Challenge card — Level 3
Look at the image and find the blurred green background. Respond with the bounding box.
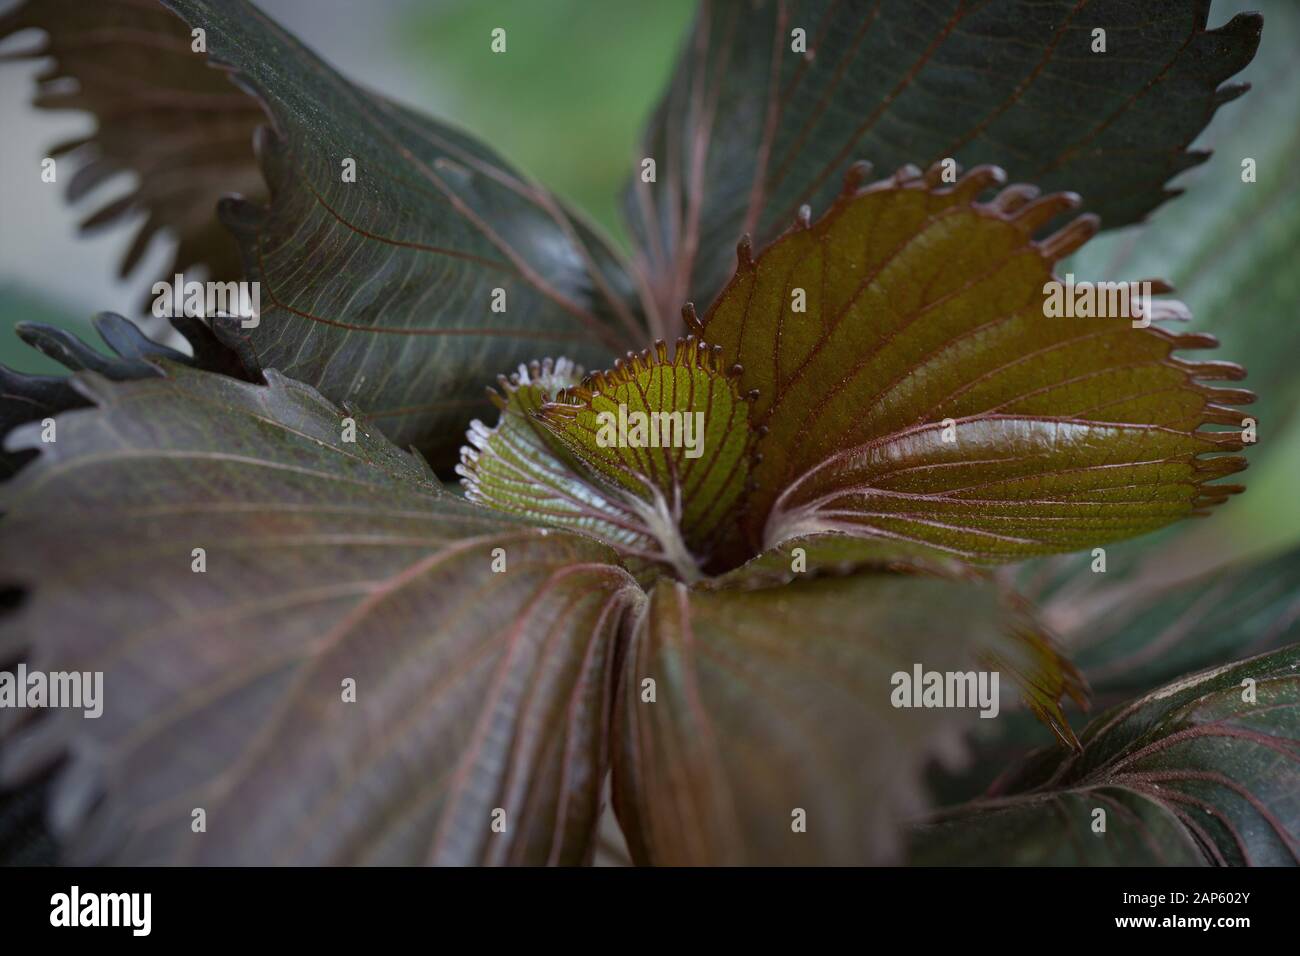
[398,0,696,245]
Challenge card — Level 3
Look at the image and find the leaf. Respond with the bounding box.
[936,545,1300,805]
[458,357,656,557]
[533,338,759,578]
[1065,0,1300,442]
[610,571,1081,865]
[1007,4,1300,678]
[698,163,1250,563]
[153,0,645,467]
[2,0,647,467]
[909,644,1300,865]
[1062,545,1300,701]
[705,538,1090,745]
[0,365,77,481]
[0,0,266,293]
[0,364,640,864]
[459,349,742,583]
[625,0,1261,324]
[0,311,250,480]
[461,340,759,581]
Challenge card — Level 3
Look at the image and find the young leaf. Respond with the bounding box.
[699,163,1250,563]
[610,572,1080,865]
[909,644,1300,865]
[626,0,1261,322]
[534,338,760,579]
[0,365,640,864]
[458,357,667,578]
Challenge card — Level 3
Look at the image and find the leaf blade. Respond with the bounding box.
[610,570,1079,864]
[627,0,1261,321]
[4,0,648,467]
[168,0,645,464]
[0,0,266,291]
[0,364,639,865]
[910,644,1300,865]
[698,164,1250,562]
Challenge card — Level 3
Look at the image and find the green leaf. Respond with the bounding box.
[0,0,266,292]
[610,571,1080,865]
[460,347,755,583]
[0,364,639,864]
[626,0,1261,324]
[909,644,1300,865]
[533,338,759,578]
[461,340,760,581]
[698,163,1250,563]
[458,357,657,560]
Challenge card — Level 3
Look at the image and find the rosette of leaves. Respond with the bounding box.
[0,0,1295,866]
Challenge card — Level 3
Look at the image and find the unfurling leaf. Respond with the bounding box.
[0,365,639,864]
[699,163,1251,564]
[463,343,760,582]
[536,338,759,579]
[458,357,666,572]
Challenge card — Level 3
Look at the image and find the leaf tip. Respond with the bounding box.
[681,301,703,333]
[841,159,874,194]
[736,234,755,270]
[890,163,924,185]
[1038,213,1100,258]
